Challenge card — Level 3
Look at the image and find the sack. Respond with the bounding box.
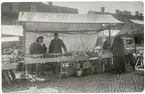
[95,65,103,74]
[125,64,134,73]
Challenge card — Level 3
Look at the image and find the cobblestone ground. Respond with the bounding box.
[2,71,144,93]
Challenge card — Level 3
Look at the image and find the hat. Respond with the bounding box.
[38,36,44,39]
[54,33,58,36]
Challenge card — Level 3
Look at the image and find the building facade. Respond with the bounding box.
[1,2,78,48]
[1,2,79,25]
[88,7,143,22]
[88,7,144,45]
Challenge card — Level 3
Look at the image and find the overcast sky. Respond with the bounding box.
[52,2,143,15]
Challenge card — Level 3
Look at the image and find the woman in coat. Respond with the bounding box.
[111,36,125,74]
[29,36,47,75]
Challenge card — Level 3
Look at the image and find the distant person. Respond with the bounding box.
[103,37,111,50]
[102,37,111,72]
[110,36,125,74]
[29,36,47,75]
[49,33,67,53]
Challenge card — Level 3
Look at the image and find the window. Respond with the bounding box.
[30,5,36,12]
[12,4,19,13]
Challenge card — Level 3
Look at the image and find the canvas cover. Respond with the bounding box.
[117,22,143,35]
[131,20,144,25]
[18,12,122,32]
[1,25,23,36]
[2,37,19,42]
[25,32,101,54]
[18,12,123,53]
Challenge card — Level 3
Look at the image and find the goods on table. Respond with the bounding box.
[25,54,44,59]
[44,52,72,58]
[86,51,100,58]
[2,55,16,65]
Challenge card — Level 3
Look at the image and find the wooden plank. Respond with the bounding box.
[25,56,75,64]
[2,63,18,70]
[75,56,89,61]
[58,56,75,62]
[25,58,59,64]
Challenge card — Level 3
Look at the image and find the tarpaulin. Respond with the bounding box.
[1,25,23,36]
[131,20,144,25]
[117,22,143,35]
[18,12,123,32]
[25,32,99,54]
[2,37,19,42]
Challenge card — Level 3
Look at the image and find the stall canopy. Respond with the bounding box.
[18,12,123,32]
[117,20,144,35]
[18,12,123,53]
[1,25,23,48]
[131,20,144,25]
[2,37,19,42]
[2,25,23,36]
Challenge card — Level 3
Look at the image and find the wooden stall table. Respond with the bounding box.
[23,57,59,79]
[24,56,75,78]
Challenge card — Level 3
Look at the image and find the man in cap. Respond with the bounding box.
[49,33,67,74]
[49,33,67,53]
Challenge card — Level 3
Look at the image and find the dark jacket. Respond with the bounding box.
[103,40,110,50]
[49,39,67,53]
[29,42,47,54]
[110,37,124,56]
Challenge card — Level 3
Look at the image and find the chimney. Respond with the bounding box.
[139,13,143,16]
[48,2,53,6]
[115,9,120,14]
[135,11,139,16]
[101,7,105,13]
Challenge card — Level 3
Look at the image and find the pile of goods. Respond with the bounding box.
[2,54,19,70]
[44,52,72,58]
[25,54,44,59]
[75,51,88,56]
[86,51,100,58]
[2,55,15,65]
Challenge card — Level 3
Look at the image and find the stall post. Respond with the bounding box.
[22,23,26,55]
[22,22,29,77]
[108,24,111,44]
[130,23,137,54]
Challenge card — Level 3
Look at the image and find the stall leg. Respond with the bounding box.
[60,62,68,78]
[9,70,16,80]
[2,70,11,85]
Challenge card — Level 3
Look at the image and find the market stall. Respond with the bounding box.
[2,25,23,85]
[18,12,123,78]
[117,19,144,71]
